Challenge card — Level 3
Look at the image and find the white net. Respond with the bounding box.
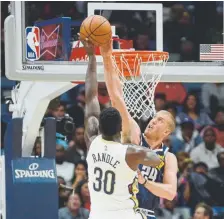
[112,51,169,120]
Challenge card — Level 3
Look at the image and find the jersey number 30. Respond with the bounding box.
[93,167,116,195]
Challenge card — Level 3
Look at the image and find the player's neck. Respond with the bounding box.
[145,137,162,149]
[102,134,121,143]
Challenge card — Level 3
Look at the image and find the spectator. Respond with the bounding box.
[208,151,224,182]
[165,102,181,127]
[176,155,192,206]
[212,107,224,147]
[179,92,213,130]
[155,199,184,219]
[32,137,41,157]
[72,160,88,189]
[171,117,203,154]
[188,163,213,211]
[190,128,224,169]
[67,85,85,127]
[207,152,224,205]
[154,93,167,112]
[66,126,87,164]
[193,203,213,219]
[201,83,224,118]
[134,32,150,50]
[176,152,190,173]
[52,102,66,119]
[75,180,90,211]
[58,176,70,209]
[56,133,75,185]
[58,193,89,219]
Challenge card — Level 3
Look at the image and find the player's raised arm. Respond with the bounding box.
[82,39,100,149]
[100,41,140,144]
[126,144,161,169]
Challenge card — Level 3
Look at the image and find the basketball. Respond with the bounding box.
[79,15,112,46]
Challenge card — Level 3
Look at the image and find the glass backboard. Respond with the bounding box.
[4,1,224,82]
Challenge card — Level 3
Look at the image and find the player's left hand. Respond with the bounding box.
[78,34,95,56]
[137,169,146,184]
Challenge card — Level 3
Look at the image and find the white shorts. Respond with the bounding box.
[88,209,145,219]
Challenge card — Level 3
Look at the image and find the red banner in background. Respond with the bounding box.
[39,24,63,60]
[69,38,133,61]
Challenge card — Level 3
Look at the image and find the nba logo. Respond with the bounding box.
[25,26,40,61]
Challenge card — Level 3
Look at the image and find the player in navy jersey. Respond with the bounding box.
[100,40,178,219]
[136,134,170,218]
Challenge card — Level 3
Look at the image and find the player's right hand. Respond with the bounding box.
[78,34,95,56]
[99,39,113,57]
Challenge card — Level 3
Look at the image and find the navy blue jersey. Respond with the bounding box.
[137,134,169,213]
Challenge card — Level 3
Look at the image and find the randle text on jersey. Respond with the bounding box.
[92,152,120,169]
[26,26,40,61]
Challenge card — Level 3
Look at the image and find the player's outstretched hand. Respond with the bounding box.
[137,169,146,184]
[100,39,113,57]
[78,34,95,56]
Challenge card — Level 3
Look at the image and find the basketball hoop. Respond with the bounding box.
[112,51,169,120]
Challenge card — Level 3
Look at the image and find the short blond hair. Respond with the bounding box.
[157,110,176,134]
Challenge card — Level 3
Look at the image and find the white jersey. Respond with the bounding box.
[87,135,139,213]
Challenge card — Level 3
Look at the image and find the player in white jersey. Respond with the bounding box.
[82,39,161,219]
[87,107,161,219]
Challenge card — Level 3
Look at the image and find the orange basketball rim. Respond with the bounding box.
[112,51,169,77]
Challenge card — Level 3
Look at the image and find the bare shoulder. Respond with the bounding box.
[85,116,99,150]
[86,116,99,134]
[165,152,177,161]
[164,152,178,171]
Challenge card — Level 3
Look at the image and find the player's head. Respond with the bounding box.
[99,107,122,138]
[144,110,175,146]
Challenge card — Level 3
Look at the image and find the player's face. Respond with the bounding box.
[144,112,171,142]
[193,207,207,219]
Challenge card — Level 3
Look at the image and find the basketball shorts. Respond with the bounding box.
[88,209,145,219]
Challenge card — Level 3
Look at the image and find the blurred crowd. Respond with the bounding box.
[1,1,224,219]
